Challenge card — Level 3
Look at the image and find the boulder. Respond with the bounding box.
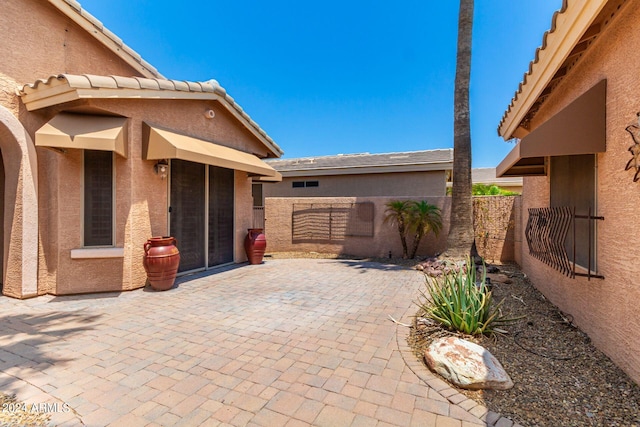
[486,272,513,284]
[424,337,513,390]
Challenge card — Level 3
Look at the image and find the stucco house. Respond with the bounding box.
[0,0,282,298]
[257,149,453,202]
[496,0,640,383]
[470,168,522,194]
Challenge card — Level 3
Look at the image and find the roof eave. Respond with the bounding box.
[498,0,608,140]
[19,75,283,158]
[277,162,453,177]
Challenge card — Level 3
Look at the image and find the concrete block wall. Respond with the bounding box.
[264,196,521,262]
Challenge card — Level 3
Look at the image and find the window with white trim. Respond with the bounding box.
[83,150,114,247]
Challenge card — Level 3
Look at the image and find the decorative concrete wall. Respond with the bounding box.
[265,197,450,259]
[264,196,521,263]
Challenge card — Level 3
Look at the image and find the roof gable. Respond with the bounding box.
[47,0,162,78]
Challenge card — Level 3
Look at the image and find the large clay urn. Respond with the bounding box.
[244,228,266,265]
[143,236,180,291]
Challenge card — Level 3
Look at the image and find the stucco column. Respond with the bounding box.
[0,106,38,298]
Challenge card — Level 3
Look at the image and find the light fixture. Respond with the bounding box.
[154,159,169,179]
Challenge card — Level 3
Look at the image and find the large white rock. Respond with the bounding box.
[424,337,513,390]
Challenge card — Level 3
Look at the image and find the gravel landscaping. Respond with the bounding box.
[0,393,50,427]
[408,262,640,427]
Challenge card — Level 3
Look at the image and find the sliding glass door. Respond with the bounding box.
[208,166,234,266]
[170,160,234,273]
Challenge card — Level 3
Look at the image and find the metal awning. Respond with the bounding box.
[143,124,281,179]
[497,80,606,177]
[35,113,128,157]
[252,171,283,183]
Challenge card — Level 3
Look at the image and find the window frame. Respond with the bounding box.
[292,180,319,188]
[82,150,116,248]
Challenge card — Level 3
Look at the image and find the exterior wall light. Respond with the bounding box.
[154,159,169,179]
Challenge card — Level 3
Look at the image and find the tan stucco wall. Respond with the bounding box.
[30,97,268,295]
[235,171,252,263]
[1,0,145,297]
[515,2,640,384]
[264,171,447,198]
[1,0,141,88]
[265,197,450,258]
[1,0,143,120]
[1,0,272,296]
[0,107,39,298]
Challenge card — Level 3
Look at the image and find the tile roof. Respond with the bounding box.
[497,1,626,139]
[497,0,569,137]
[265,149,453,173]
[49,0,162,78]
[19,74,283,157]
[20,74,224,95]
[471,168,522,186]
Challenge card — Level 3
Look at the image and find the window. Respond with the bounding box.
[251,183,263,207]
[83,150,114,247]
[550,154,596,269]
[292,181,319,188]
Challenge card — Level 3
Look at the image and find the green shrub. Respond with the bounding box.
[472,183,519,196]
[417,259,516,335]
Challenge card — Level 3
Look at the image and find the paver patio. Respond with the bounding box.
[0,259,497,426]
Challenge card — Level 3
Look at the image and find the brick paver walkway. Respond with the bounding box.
[0,259,506,426]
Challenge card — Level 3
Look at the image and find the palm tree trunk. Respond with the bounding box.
[446,0,475,258]
[398,221,409,259]
[409,231,423,259]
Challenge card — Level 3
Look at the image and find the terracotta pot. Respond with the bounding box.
[143,236,180,291]
[244,228,266,265]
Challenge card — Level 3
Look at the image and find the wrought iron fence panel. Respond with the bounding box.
[525,206,603,280]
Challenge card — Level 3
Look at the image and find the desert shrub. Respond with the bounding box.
[417,259,515,335]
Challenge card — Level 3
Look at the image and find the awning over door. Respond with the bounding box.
[35,113,128,157]
[497,80,606,177]
[143,124,281,180]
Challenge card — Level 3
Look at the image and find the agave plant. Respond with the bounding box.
[417,258,518,335]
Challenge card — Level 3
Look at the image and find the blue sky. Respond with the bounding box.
[78,1,560,167]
